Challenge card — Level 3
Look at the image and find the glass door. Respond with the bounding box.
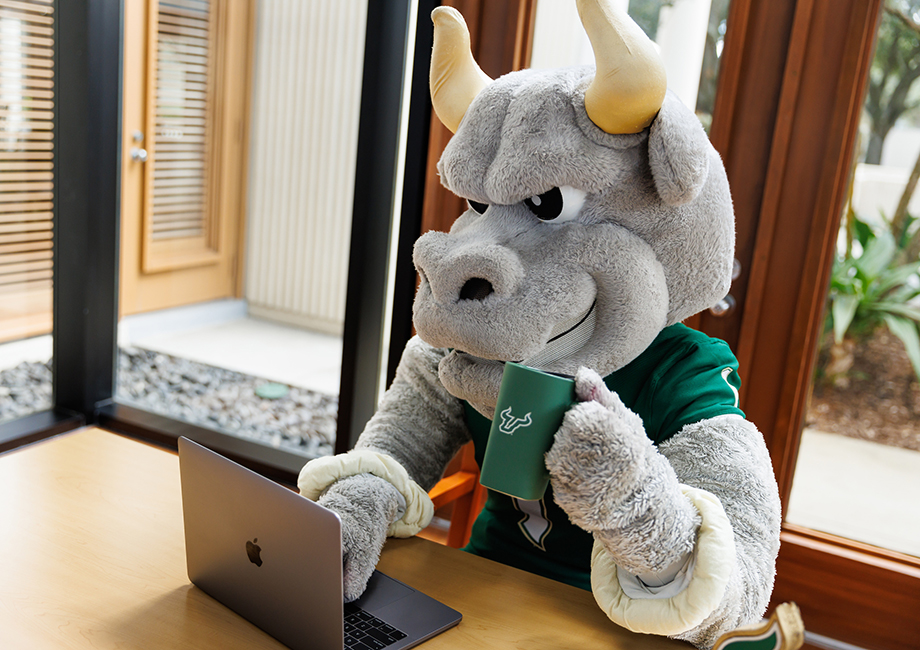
[786,1,920,559]
[115,0,370,461]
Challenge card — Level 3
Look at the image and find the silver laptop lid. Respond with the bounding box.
[179,436,344,650]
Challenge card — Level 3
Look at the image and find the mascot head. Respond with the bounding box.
[412,0,735,416]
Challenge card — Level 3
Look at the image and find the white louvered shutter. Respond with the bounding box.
[0,0,53,342]
[142,0,217,271]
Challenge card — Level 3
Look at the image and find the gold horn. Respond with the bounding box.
[577,0,667,134]
[430,6,492,134]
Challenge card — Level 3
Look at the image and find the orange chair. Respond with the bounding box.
[427,442,488,548]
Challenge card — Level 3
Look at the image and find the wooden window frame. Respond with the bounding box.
[699,1,920,648]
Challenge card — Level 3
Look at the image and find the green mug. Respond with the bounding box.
[479,363,575,501]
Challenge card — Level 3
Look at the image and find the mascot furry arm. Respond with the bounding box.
[298,2,781,648]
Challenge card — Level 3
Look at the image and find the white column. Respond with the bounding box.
[655,0,713,111]
[530,0,595,70]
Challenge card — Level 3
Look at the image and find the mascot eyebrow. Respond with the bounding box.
[298,2,785,649]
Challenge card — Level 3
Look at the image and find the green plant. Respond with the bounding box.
[826,212,920,382]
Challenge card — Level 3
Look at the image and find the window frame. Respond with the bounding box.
[9,0,917,647]
[53,0,121,424]
[0,0,432,481]
[699,1,920,648]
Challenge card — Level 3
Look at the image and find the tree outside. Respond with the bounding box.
[695,0,730,132]
[864,0,920,165]
[809,0,920,452]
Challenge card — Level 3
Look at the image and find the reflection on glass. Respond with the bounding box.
[789,1,920,557]
[530,0,731,134]
[0,1,55,424]
[115,0,369,458]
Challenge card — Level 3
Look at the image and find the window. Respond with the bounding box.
[0,0,54,431]
[706,0,919,647]
[5,0,437,485]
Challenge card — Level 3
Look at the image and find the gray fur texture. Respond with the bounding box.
[306,60,779,649]
[660,415,782,648]
[545,368,701,575]
[317,473,402,601]
[414,71,734,423]
[356,336,471,490]
[323,337,471,602]
[433,69,734,330]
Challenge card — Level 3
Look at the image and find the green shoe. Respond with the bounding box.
[712,603,804,650]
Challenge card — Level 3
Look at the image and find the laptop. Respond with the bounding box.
[178,437,462,650]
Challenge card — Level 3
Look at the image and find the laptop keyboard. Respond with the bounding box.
[344,603,408,650]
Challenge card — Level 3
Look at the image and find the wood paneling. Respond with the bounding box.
[420,0,536,236]
[120,0,254,316]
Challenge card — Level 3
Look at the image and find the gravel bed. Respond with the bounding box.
[1,347,337,458]
[0,359,52,423]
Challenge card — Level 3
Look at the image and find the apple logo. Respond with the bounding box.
[246,538,263,567]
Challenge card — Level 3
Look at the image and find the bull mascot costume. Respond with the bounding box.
[299,2,785,646]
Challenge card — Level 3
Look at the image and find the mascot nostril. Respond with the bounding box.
[459,277,494,302]
[299,2,783,648]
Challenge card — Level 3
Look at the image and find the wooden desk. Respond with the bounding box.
[0,428,686,649]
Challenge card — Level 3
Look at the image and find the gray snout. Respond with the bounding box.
[413,231,524,304]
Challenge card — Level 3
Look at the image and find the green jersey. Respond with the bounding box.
[462,323,745,590]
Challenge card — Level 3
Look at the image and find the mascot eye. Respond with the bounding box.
[468,199,489,214]
[523,186,587,223]
[524,188,563,220]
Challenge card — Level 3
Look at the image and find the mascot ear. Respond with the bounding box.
[647,93,712,207]
[574,0,708,205]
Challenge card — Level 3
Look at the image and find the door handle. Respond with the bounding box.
[709,294,736,317]
[130,147,148,163]
[709,259,741,317]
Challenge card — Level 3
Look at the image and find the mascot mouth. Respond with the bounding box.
[454,300,596,370]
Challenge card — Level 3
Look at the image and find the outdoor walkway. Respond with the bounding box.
[117,299,342,396]
[787,428,920,557]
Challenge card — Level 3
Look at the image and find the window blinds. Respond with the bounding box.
[0,0,53,341]
[151,0,213,241]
